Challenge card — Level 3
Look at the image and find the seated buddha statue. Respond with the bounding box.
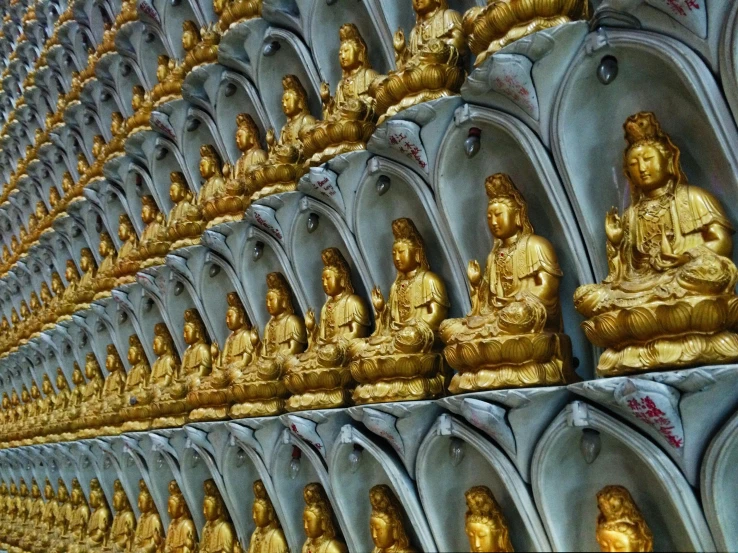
[95,344,128,431]
[596,486,653,553]
[464,486,513,553]
[18,479,44,551]
[246,75,316,203]
[248,480,288,553]
[112,214,141,286]
[74,247,99,310]
[76,352,105,435]
[349,218,449,404]
[57,259,82,321]
[301,24,379,167]
[369,0,467,123]
[151,54,183,105]
[284,248,370,411]
[150,309,211,427]
[368,485,416,553]
[33,199,51,238]
[35,374,56,432]
[167,171,206,250]
[122,334,151,408]
[440,174,575,392]
[197,144,231,228]
[65,479,90,553]
[49,186,63,218]
[53,479,72,551]
[182,21,220,74]
[229,272,307,418]
[124,323,180,429]
[104,112,128,163]
[189,292,258,421]
[163,480,197,553]
[27,291,43,337]
[128,85,153,134]
[199,479,237,553]
[214,0,261,30]
[132,479,164,553]
[37,479,60,552]
[105,480,135,553]
[137,195,170,268]
[93,231,118,300]
[574,112,738,376]
[302,483,347,553]
[46,272,67,328]
[49,368,73,436]
[84,478,112,551]
[463,0,589,67]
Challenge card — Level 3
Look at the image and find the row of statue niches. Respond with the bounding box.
[0,474,652,552]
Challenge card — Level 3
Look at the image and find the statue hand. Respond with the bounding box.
[467,260,482,287]
[320,82,331,103]
[266,128,276,149]
[393,28,406,53]
[305,309,316,333]
[371,286,385,313]
[605,207,623,245]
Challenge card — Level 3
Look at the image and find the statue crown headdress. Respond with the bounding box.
[392,217,424,246]
[226,291,245,311]
[106,343,119,355]
[253,480,267,500]
[236,112,260,138]
[154,322,170,337]
[113,480,124,493]
[184,308,206,334]
[200,144,221,164]
[624,112,665,146]
[282,74,309,105]
[266,272,292,298]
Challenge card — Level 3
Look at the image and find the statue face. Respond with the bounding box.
[226,306,242,332]
[65,263,76,282]
[253,501,269,528]
[106,351,119,372]
[90,490,100,508]
[56,374,65,389]
[119,222,129,241]
[266,290,284,317]
[58,487,68,502]
[73,368,85,385]
[142,202,153,224]
[80,254,90,272]
[199,156,213,179]
[487,202,519,241]
[170,179,183,202]
[127,344,140,365]
[282,90,299,117]
[370,516,394,549]
[139,491,152,513]
[322,268,343,297]
[627,144,670,193]
[153,335,168,356]
[466,521,497,553]
[43,379,52,394]
[45,484,53,499]
[303,510,323,539]
[182,28,197,51]
[203,496,218,521]
[392,241,420,273]
[597,528,635,553]
[236,126,254,151]
[168,494,181,518]
[413,0,437,16]
[86,360,98,378]
[71,489,81,505]
[113,491,124,511]
[339,40,359,71]
[184,322,198,345]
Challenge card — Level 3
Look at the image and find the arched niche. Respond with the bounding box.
[137,133,189,213]
[113,283,166,367]
[532,401,715,551]
[93,438,144,519]
[213,70,269,164]
[91,181,129,249]
[352,156,468,318]
[417,413,550,551]
[254,28,322,130]
[305,0,392,86]
[173,436,214,535]
[96,53,144,118]
[329,424,436,552]
[37,142,71,193]
[80,82,121,143]
[434,104,595,376]
[701,409,738,552]
[551,28,738,280]
[174,106,228,192]
[286,195,373,323]
[153,0,200,60]
[720,0,738,126]
[116,20,168,90]
[91,299,138,370]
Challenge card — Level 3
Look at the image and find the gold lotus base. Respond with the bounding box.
[205,212,242,229]
[474,16,572,66]
[380,89,459,124]
[170,236,201,251]
[301,119,375,168]
[350,352,446,404]
[249,181,297,204]
[229,399,285,418]
[352,374,445,405]
[189,405,230,422]
[152,414,188,429]
[121,419,152,432]
[285,388,352,412]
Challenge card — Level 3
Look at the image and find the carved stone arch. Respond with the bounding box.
[116,21,169,90]
[171,432,211,535]
[112,286,161,367]
[71,0,108,44]
[720,0,738,126]
[96,438,144,519]
[153,0,200,61]
[96,53,144,118]
[551,28,738,280]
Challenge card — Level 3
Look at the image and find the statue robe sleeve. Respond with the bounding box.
[679,184,735,234]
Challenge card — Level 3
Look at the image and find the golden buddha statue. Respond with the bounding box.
[132,479,165,553]
[105,112,128,162]
[57,259,82,321]
[113,214,141,286]
[18,479,44,551]
[51,480,71,549]
[229,272,307,418]
[84,478,112,551]
[349,218,449,404]
[368,485,415,553]
[199,479,237,553]
[463,486,513,553]
[440,174,575,391]
[96,344,128,431]
[151,54,179,105]
[595,486,653,553]
[198,144,234,228]
[66,479,90,553]
[247,480,288,553]
[189,292,258,421]
[574,112,738,376]
[77,352,105,434]
[246,75,315,203]
[49,186,62,217]
[370,0,467,122]
[215,0,261,30]
[36,374,57,432]
[124,323,180,429]
[138,195,170,268]
[163,480,197,553]
[106,480,136,553]
[94,231,118,300]
[38,479,60,552]
[464,0,589,66]
[284,248,370,411]
[301,483,347,553]
[123,334,151,406]
[182,21,220,73]
[233,112,268,198]
[301,24,378,167]
[75,247,99,310]
[49,368,73,435]
[128,84,153,134]
[168,171,206,250]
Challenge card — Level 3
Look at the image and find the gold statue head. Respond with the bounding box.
[111,111,125,135]
[252,480,279,529]
[113,480,130,513]
[338,23,370,72]
[412,0,447,18]
[70,478,85,506]
[62,171,74,192]
[623,112,684,199]
[77,152,89,174]
[464,486,513,553]
[266,272,295,317]
[167,480,191,519]
[182,20,200,51]
[485,173,534,242]
[57,479,69,502]
[92,134,105,157]
[35,199,48,219]
[106,343,123,372]
[65,259,80,283]
[282,75,310,118]
[42,373,53,395]
[19,478,28,495]
[596,486,653,553]
[153,323,176,357]
[226,292,248,332]
[132,85,145,110]
[51,271,65,294]
[321,247,353,297]
[1,393,8,410]
[30,380,41,399]
[30,291,42,311]
[20,300,30,319]
[85,352,102,379]
[184,308,207,346]
[203,479,229,522]
[20,384,30,403]
[31,478,41,498]
[138,479,154,513]
[236,113,260,152]
[369,485,413,552]
[141,195,160,225]
[118,214,134,242]
[44,479,54,500]
[56,367,69,390]
[89,478,107,509]
[199,144,222,179]
[169,171,189,202]
[128,334,144,365]
[80,247,96,273]
[392,217,429,274]
[49,186,61,207]
[156,54,170,83]
[303,483,338,541]
[99,231,114,258]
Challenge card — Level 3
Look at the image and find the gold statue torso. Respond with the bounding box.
[164,516,197,553]
[200,519,236,552]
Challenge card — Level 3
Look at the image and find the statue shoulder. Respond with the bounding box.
[342,293,370,326]
[420,270,450,307]
[520,234,563,277]
[681,184,734,232]
[286,314,308,341]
